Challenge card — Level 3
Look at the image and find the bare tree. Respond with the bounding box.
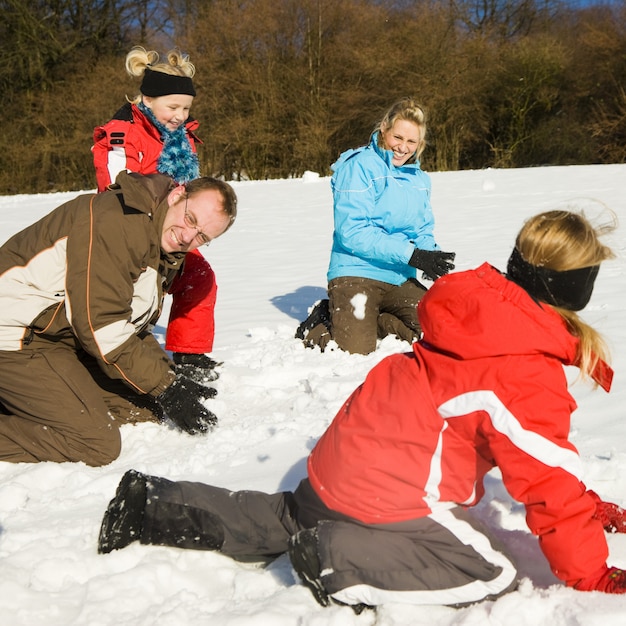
[1,0,625,192]
[447,0,557,38]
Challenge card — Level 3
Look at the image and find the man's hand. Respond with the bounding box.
[157,373,217,434]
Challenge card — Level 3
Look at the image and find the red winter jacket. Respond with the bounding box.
[92,103,201,193]
[92,103,215,353]
[308,262,612,583]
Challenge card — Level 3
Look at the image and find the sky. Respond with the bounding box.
[1,163,626,625]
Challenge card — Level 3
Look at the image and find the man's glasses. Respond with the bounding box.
[183,197,211,246]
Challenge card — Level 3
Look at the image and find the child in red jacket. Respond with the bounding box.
[93,46,221,385]
[97,210,626,609]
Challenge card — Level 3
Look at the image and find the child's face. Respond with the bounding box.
[143,94,194,131]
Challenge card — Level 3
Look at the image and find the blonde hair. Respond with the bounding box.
[376,97,427,162]
[515,209,616,379]
[125,46,196,104]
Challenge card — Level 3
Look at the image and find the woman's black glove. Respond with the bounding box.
[409,248,456,281]
[157,373,217,435]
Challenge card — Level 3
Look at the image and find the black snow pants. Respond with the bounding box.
[139,476,518,607]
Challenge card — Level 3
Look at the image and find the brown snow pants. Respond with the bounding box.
[137,476,518,608]
[307,276,426,354]
[0,342,161,466]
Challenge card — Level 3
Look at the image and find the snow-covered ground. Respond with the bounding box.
[1,164,626,625]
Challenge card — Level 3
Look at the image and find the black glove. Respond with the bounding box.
[408,248,456,281]
[157,373,218,435]
[173,352,222,384]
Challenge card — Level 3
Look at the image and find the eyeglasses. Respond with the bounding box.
[183,197,212,247]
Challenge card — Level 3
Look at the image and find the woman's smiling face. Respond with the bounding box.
[381,119,422,166]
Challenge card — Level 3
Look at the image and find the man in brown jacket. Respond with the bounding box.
[0,172,236,466]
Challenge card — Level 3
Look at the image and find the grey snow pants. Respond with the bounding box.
[139,476,519,607]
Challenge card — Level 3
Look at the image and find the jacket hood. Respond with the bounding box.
[418,263,579,366]
[110,171,185,265]
[111,171,175,216]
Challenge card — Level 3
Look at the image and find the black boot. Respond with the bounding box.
[98,470,148,554]
[295,299,331,340]
[172,352,222,384]
[288,528,331,607]
[289,528,375,615]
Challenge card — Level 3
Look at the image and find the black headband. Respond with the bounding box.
[140,67,196,97]
[506,247,599,311]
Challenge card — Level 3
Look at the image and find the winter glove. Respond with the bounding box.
[408,249,456,281]
[570,564,626,594]
[588,490,626,533]
[173,352,222,384]
[157,373,218,435]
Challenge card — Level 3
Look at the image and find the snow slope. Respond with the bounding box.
[1,164,626,625]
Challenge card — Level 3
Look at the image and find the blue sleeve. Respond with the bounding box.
[331,157,417,267]
[410,172,438,252]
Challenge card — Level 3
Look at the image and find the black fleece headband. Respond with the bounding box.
[140,68,196,97]
[506,247,599,311]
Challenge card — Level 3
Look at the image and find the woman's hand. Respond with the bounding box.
[409,249,456,281]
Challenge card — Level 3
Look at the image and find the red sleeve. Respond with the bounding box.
[165,249,217,354]
[92,119,142,192]
[484,367,609,582]
[524,476,607,582]
[92,125,114,192]
[92,119,130,192]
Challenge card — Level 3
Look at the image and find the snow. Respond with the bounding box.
[1,163,626,624]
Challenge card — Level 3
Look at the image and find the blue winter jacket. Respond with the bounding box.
[327,132,438,286]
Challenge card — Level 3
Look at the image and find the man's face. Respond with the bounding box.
[161,187,231,253]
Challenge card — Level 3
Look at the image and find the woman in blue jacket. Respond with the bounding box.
[297,98,455,354]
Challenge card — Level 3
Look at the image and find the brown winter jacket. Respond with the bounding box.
[0,172,184,397]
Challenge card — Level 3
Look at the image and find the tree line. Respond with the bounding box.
[0,0,624,194]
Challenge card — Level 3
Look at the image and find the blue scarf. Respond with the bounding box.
[138,101,200,184]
